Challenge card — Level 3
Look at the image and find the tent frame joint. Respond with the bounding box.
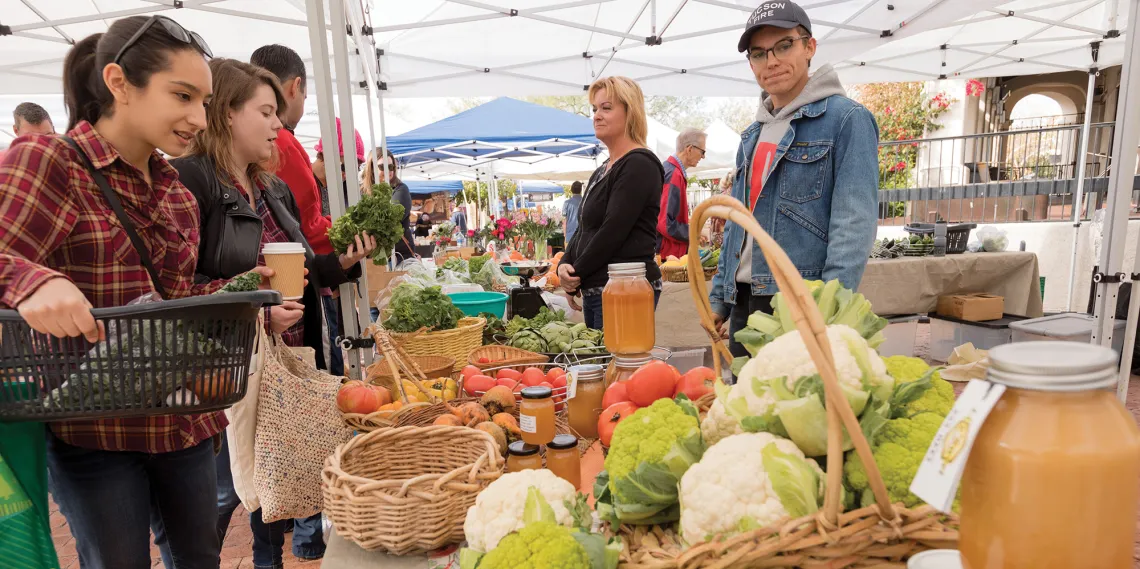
[0,24,10,36]
[880,29,892,38]
[645,35,662,45]
[173,0,183,8]
[1104,29,1121,38]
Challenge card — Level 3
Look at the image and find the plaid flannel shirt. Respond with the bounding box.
[0,121,227,453]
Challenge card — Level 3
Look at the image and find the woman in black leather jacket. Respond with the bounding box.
[168,58,374,568]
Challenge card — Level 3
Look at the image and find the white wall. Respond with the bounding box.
[877,219,1140,314]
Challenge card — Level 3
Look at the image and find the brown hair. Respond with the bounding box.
[63,16,203,131]
[587,76,648,147]
[361,147,398,190]
[187,58,286,188]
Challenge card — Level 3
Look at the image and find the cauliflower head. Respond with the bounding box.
[843,412,945,509]
[463,469,577,552]
[700,375,780,445]
[477,521,590,569]
[679,433,824,545]
[746,325,892,397]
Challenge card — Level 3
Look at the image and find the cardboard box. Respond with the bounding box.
[936,293,1004,322]
[365,264,407,308]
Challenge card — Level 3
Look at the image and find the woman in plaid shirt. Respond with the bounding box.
[168,59,374,569]
[0,16,223,569]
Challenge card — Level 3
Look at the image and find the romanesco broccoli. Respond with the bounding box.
[477,521,590,569]
[606,398,701,484]
[884,356,954,418]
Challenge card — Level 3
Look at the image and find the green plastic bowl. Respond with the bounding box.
[447,291,508,319]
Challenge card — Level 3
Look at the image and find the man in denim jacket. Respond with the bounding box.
[710,1,879,360]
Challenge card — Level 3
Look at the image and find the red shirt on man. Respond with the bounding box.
[274,128,333,255]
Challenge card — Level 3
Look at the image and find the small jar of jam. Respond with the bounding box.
[567,365,606,439]
[519,386,555,445]
[545,435,581,489]
[605,353,652,387]
[505,441,542,473]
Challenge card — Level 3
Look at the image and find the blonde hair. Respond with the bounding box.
[588,76,647,148]
[361,147,398,190]
[187,58,286,189]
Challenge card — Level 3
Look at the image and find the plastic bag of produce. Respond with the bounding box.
[976,226,1008,252]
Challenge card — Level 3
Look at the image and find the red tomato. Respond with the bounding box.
[598,402,639,447]
[521,367,547,387]
[496,368,522,382]
[461,365,481,381]
[539,381,553,390]
[674,367,716,401]
[550,374,568,389]
[478,357,490,364]
[626,361,680,407]
[601,381,631,410]
[546,367,566,382]
[463,375,496,397]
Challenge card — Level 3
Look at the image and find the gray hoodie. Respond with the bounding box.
[736,64,848,285]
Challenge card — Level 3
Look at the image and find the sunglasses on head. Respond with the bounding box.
[113,15,212,66]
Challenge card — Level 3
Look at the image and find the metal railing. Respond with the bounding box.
[876,122,1140,225]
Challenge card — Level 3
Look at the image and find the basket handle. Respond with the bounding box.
[684,195,897,526]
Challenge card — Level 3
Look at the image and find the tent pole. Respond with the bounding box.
[1090,0,1140,401]
[364,84,380,190]
[1066,54,1099,312]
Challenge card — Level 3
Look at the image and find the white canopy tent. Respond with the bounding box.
[0,0,1137,389]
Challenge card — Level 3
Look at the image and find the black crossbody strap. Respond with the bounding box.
[62,136,168,299]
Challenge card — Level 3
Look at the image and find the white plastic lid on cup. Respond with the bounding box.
[907,550,963,569]
[262,242,306,255]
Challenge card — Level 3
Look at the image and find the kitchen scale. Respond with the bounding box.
[500,261,552,319]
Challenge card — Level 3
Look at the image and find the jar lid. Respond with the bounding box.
[570,364,605,382]
[507,441,539,456]
[906,550,962,569]
[608,262,646,277]
[614,353,652,368]
[521,386,553,399]
[987,341,1118,391]
[547,434,579,449]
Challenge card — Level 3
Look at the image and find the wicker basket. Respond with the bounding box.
[467,345,549,371]
[660,265,717,283]
[322,425,502,554]
[384,317,485,373]
[341,402,433,433]
[393,396,573,435]
[613,194,960,568]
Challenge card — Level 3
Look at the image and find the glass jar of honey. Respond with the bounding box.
[506,441,542,473]
[566,365,606,438]
[545,434,581,488]
[602,263,655,354]
[519,386,556,445]
[606,353,652,387]
[960,342,1140,569]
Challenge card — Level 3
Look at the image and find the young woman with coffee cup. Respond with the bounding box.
[170,57,375,567]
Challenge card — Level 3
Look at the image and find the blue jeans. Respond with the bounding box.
[582,290,662,331]
[47,433,221,569]
[322,294,344,376]
[156,435,326,569]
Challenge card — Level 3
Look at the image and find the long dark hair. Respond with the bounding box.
[63,16,201,131]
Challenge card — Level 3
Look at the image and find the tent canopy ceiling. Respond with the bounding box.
[405,179,464,195]
[0,0,1129,98]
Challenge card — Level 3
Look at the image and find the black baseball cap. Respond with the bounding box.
[738,1,813,53]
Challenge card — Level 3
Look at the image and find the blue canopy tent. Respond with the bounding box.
[387,98,601,172]
[404,179,463,196]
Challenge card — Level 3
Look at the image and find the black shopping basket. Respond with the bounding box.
[0,291,280,421]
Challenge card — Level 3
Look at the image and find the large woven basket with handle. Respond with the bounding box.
[616,195,959,568]
[382,317,485,373]
[321,425,502,554]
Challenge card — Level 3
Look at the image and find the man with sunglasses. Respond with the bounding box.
[657,128,707,259]
[709,1,879,364]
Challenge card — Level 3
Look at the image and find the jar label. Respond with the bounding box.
[520,413,537,433]
[910,379,1006,513]
[567,370,579,400]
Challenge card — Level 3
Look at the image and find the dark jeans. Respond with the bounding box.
[322,294,344,376]
[155,435,326,569]
[47,433,221,569]
[582,290,662,331]
[727,283,775,378]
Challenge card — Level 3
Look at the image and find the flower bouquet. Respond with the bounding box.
[513,209,562,261]
[432,221,457,249]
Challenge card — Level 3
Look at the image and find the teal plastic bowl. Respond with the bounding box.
[447,291,508,319]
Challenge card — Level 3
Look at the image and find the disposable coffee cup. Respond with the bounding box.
[262,242,306,300]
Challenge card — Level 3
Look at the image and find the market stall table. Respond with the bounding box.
[653,252,1044,349]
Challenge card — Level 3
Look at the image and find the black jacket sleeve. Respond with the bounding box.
[172,157,224,287]
[570,153,661,279]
